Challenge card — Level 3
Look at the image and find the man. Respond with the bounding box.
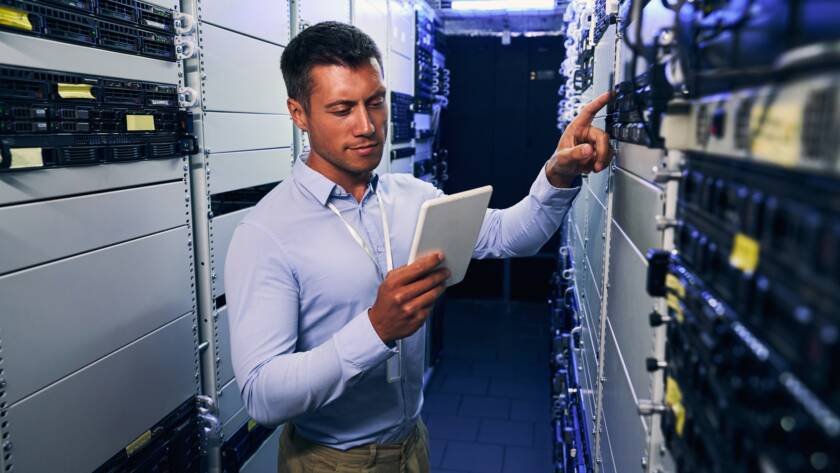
[225,22,611,473]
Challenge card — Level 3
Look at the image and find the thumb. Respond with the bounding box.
[556,143,594,163]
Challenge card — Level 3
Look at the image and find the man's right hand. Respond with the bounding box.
[369,252,450,345]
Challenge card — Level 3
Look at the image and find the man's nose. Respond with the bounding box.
[352,108,376,137]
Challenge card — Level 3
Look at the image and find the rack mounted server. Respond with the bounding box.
[0,64,194,171]
[0,0,177,60]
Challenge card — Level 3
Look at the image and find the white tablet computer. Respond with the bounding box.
[408,185,493,286]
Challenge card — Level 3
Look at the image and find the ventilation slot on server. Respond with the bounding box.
[60,146,99,164]
[138,2,172,32]
[146,92,175,107]
[210,183,279,217]
[97,20,140,53]
[97,0,136,23]
[149,141,176,159]
[102,88,142,106]
[390,91,415,144]
[0,77,48,100]
[140,30,175,60]
[39,0,95,12]
[733,98,754,151]
[802,87,839,165]
[222,421,275,472]
[35,4,98,45]
[94,398,200,473]
[108,144,143,161]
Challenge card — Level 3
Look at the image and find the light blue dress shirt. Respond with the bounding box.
[225,154,579,450]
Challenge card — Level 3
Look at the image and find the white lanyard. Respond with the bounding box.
[327,193,402,383]
[327,194,393,275]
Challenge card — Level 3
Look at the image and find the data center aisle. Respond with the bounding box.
[423,299,552,473]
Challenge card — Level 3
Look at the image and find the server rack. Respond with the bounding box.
[385,0,415,175]
[179,0,294,471]
[555,1,677,472]
[0,0,203,471]
[558,1,840,472]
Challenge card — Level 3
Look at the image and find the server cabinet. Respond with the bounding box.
[0,1,202,468]
[555,1,676,472]
[180,1,292,470]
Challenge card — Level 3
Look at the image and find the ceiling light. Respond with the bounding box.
[450,0,556,11]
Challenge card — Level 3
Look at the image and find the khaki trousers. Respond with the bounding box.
[278,421,430,473]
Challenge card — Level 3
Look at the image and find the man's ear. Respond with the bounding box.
[287,98,308,132]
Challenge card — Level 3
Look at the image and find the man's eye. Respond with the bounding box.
[333,109,351,116]
[368,99,385,108]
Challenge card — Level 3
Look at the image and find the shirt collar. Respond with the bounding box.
[293,151,380,206]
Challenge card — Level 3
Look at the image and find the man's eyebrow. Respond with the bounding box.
[366,89,387,101]
[324,99,356,108]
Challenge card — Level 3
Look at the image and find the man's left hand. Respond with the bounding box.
[546,91,614,188]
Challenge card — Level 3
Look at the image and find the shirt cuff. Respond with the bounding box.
[531,167,581,206]
[333,309,398,373]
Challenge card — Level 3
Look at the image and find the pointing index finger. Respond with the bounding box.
[575,91,613,126]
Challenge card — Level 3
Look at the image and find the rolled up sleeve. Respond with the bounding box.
[473,166,580,259]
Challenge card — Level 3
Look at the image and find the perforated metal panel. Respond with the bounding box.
[0,159,184,206]
[202,0,291,45]
[204,113,294,153]
[209,149,292,195]
[0,182,187,275]
[298,0,351,28]
[200,24,287,114]
[0,227,194,404]
[7,313,196,473]
[216,307,235,387]
[613,168,665,257]
[218,377,246,427]
[389,47,415,95]
[0,31,180,84]
[388,0,414,59]
[240,429,282,473]
[212,207,252,297]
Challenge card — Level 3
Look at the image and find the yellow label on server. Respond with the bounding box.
[247,419,258,432]
[666,294,684,323]
[57,83,95,100]
[125,430,152,457]
[665,377,686,437]
[665,274,685,298]
[729,233,760,274]
[126,114,156,131]
[749,100,802,167]
[10,148,43,169]
[0,6,33,31]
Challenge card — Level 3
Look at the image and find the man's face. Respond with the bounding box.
[291,59,388,175]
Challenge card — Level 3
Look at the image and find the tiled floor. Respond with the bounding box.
[422,299,553,473]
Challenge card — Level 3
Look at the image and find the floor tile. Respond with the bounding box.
[430,436,447,467]
[472,360,516,379]
[502,446,552,473]
[457,395,511,419]
[510,399,549,422]
[439,376,490,396]
[489,379,546,400]
[478,419,534,447]
[427,413,480,441]
[424,392,462,415]
[442,441,504,473]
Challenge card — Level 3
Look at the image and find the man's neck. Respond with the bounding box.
[306,150,371,202]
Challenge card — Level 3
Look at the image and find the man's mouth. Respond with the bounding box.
[349,143,378,150]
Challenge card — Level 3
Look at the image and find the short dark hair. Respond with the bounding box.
[280,22,383,109]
